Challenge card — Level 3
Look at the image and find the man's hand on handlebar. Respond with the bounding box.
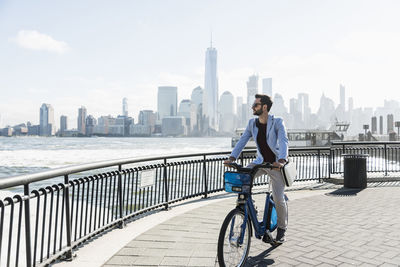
[272,161,284,170]
[223,156,236,167]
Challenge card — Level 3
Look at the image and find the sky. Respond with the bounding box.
[1,0,400,128]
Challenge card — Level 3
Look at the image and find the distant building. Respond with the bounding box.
[190,86,204,134]
[162,116,187,136]
[1,127,13,137]
[262,78,272,97]
[138,110,156,134]
[157,86,177,121]
[122,97,128,117]
[379,116,384,135]
[271,94,289,119]
[247,75,259,118]
[13,124,28,136]
[130,124,152,136]
[60,115,68,133]
[387,114,394,134]
[204,44,219,131]
[178,99,196,134]
[340,84,346,111]
[40,103,55,136]
[94,115,113,135]
[110,115,134,136]
[78,106,87,135]
[371,116,377,134]
[236,96,244,128]
[316,94,335,128]
[219,91,235,133]
[85,115,97,136]
[28,125,40,136]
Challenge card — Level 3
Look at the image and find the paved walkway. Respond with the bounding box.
[103,184,400,266]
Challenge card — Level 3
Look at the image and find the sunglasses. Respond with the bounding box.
[252,103,263,109]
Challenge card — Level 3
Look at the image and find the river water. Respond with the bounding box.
[0,136,232,179]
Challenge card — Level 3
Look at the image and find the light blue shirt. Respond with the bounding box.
[230,114,289,164]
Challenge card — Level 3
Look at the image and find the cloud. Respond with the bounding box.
[11,30,70,54]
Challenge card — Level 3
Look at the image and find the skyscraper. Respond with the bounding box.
[190,86,204,133]
[236,96,243,127]
[85,115,97,136]
[387,114,394,134]
[78,106,87,135]
[204,43,219,131]
[247,75,259,114]
[371,116,377,134]
[191,86,203,108]
[40,103,55,136]
[219,91,235,133]
[262,78,272,97]
[157,86,177,120]
[60,115,67,133]
[340,84,346,111]
[122,97,128,117]
[219,91,234,115]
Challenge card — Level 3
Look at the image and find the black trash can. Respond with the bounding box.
[343,154,368,189]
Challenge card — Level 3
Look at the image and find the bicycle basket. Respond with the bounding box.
[224,171,252,194]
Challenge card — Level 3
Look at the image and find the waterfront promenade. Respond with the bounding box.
[54,182,400,267]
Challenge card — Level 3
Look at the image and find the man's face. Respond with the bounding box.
[252,99,264,116]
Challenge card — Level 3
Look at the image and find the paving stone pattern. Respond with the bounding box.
[104,186,400,266]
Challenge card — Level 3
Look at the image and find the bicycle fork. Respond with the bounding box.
[228,206,248,247]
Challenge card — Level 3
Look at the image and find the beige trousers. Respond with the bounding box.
[248,164,288,230]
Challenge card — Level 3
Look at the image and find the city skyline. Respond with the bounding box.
[3,83,400,137]
[1,1,400,127]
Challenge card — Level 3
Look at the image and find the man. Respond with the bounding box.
[224,94,289,243]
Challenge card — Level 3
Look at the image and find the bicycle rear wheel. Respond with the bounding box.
[217,208,251,267]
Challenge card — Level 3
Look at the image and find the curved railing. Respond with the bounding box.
[0,143,399,266]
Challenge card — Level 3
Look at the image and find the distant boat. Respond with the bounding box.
[231,121,351,148]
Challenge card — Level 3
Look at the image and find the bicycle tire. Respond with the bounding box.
[217,208,251,267]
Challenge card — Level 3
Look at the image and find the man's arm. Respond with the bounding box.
[277,118,289,162]
[225,120,252,164]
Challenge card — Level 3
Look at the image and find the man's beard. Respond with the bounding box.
[253,109,263,116]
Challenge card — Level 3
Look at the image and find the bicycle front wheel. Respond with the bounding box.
[217,208,251,267]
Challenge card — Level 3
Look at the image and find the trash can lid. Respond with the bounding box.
[342,154,369,158]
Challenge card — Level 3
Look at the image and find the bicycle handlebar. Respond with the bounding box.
[225,162,274,176]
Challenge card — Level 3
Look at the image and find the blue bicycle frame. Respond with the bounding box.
[237,191,276,244]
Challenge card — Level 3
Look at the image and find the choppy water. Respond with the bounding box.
[0,136,232,179]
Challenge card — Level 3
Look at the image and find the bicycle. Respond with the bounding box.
[217,162,280,267]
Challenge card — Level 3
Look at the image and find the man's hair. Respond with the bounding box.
[255,94,273,112]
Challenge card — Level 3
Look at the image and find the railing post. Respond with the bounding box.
[24,184,32,267]
[240,152,244,166]
[117,165,125,228]
[63,175,73,261]
[163,159,169,210]
[203,155,208,198]
[328,148,332,179]
[317,149,321,183]
[384,143,388,176]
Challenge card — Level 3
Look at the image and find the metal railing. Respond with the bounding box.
[0,143,399,266]
[331,141,400,175]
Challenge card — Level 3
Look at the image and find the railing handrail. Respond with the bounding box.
[332,141,400,145]
[0,151,229,189]
[0,147,330,189]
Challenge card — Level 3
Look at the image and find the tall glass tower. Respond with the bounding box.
[204,43,218,132]
[40,103,55,136]
[157,86,177,121]
[122,97,128,117]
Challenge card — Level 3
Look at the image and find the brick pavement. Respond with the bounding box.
[104,185,400,266]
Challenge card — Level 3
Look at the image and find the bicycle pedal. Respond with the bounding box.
[262,234,273,244]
